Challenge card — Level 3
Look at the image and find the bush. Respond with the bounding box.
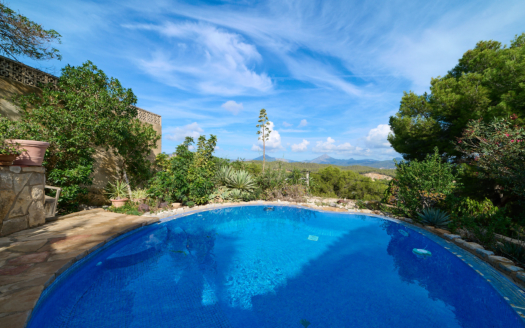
[388,148,463,217]
[266,184,307,202]
[107,202,142,216]
[147,135,217,205]
[311,166,387,200]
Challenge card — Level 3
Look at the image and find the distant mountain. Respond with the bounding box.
[308,154,399,168]
[252,155,296,163]
[251,154,400,169]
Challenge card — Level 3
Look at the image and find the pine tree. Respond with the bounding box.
[256,108,271,172]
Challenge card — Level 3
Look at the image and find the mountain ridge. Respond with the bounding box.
[251,154,401,169]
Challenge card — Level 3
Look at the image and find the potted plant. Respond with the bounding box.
[105,180,129,208]
[7,139,50,166]
[131,188,148,203]
[0,139,24,166]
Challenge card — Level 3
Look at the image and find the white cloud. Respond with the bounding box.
[165,122,203,141]
[313,137,354,153]
[291,139,310,152]
[129,22,273,96]
[298,119,308,127]
[252,121,283,152]
[282,121,292,127]
[312,137,371,156]
[365,124,392,148]
[221,100,244,115]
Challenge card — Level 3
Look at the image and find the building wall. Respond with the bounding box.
[0,56,162,206]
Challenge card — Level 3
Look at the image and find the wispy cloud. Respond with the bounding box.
[126,22,273,96]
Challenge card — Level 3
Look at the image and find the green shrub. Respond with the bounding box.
[311,166,387,200]
[148,135,217,206]
[497,239,525,267]
[417,208,451,228]
[389,148,463,217]
[107,202,141,216]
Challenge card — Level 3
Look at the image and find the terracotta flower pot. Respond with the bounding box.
[0,154,18,166]
[110,198,128,208]
[8,139,50,166]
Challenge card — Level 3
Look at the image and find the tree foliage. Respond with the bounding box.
[148,135,217,205]
[389,33,525,161]
[386,148,463,217]
[0,61,160,212]
[457,115,525,205]
[0,2,61,60]
[311,166,387,200]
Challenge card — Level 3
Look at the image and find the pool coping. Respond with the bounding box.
[15,202,525,326]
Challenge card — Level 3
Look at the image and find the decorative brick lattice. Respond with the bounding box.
[0,56,58,87]
[136,107,162,125]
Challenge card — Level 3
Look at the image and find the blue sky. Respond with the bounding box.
[12,0,525,161]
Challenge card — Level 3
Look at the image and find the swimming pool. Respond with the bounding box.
[28,206,524,327]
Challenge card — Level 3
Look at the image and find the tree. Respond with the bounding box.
[148,135,218,205]
[386,148,463,217]
[0,2,61,61]
[0,61,159,212]
[256,108,271,172]
[389,33,525,161]
[457,115,525,205]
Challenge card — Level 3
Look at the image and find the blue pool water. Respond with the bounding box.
[29,206,523,327]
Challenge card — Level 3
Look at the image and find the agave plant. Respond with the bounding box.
[105,180,129,200]
[216,166,233,186]
[226,170,256,192]
[417,208,451,228]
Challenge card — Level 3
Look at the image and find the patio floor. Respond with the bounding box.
[0,209,159,327]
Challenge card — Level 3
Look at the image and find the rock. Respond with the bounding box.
[9,166,21,173]
[516,272,525,284]
[158,202,168,209]
[1,215,28,236]
[464,242,484,251]
[498,263,523,275]
[488,255,514,265]
[444,234,461,241]
[28,201,45,227]
[138,203,150,212]
[475,249,494,259]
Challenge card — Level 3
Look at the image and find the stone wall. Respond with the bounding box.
[0,166,46,236]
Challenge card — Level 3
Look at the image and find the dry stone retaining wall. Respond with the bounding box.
[0,166,46,236]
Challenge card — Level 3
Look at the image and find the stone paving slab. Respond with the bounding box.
[0,210,158,328]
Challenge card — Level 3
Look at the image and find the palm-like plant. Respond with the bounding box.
[418,208,451,228]
[105,180,129,200]
[226,170,256,192]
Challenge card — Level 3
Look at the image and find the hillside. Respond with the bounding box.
[247,160,397,177]
[251,154,401,169]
